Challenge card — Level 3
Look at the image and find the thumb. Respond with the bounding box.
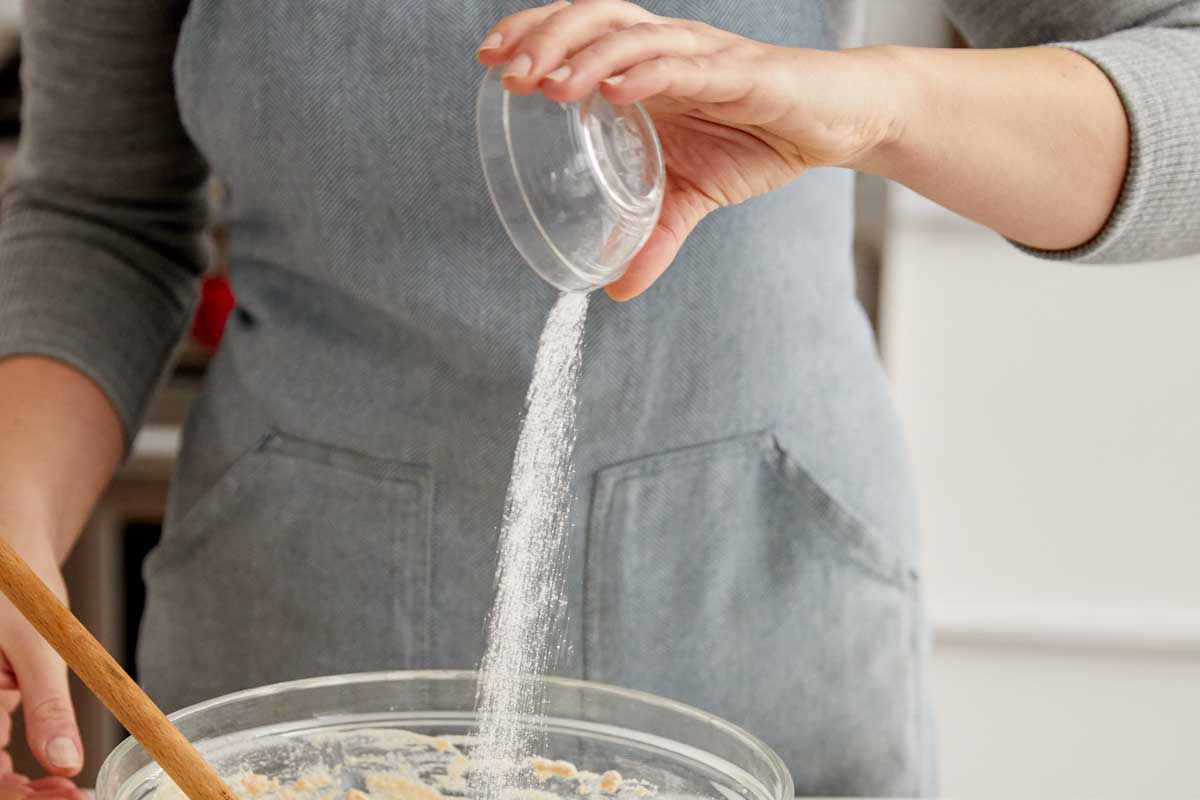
[9,638,82,777]
[605,182,713,302]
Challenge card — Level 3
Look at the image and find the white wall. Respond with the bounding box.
[880,190,1200,798]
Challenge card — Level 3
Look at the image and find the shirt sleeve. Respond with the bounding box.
[0,0,210,447]
[939,0,1200,264]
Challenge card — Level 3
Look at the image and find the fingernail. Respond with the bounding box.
[46,737,81,770]
[601,74,626,87]
[544,65,572,82]
[504,53,532,79]
[478,32,502,52]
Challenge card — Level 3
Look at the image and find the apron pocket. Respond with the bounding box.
[141,430,432,707]
[584,431,921,796]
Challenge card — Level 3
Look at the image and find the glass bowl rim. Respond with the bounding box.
[97,670,792,800]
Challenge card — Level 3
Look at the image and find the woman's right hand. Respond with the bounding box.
[0,533,83,780]
[477,0,908,300]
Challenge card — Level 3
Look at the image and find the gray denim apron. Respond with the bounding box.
[138,1,931,794]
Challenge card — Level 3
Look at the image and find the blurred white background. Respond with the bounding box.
[868,3,1200,798]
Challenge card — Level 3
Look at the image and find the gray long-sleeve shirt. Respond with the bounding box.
[0,2,1198,796]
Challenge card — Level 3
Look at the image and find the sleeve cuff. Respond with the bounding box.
[0,227,199,450]
[1016,30,1200,264]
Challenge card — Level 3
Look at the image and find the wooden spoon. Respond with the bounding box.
[0,535,237,800]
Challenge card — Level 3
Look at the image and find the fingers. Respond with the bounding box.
[0,703,10,752]
[605,182,714,301]
[477,1,569,66]
[599,54,750,107]
[478,2,749,107]
[480,0,657,93]
[539,22,710,103]
[1,657,18,762]
[21,782,87,800]
[26,779,77,794]
[5,645,81,777]
[0,666,18,754]
[1,775,87,800]
[15,780,87,800]
[31,789,89,800]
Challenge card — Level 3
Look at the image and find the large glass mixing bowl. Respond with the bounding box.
[97,672,791,800]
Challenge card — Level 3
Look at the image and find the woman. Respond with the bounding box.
[1,0,1197,795]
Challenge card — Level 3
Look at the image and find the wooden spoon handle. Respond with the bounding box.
[0,535,236,800]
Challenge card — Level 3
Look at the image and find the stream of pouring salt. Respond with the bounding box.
[474,291,590,797]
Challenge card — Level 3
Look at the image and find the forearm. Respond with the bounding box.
[856,45,1129,251]
[0,356,123,564]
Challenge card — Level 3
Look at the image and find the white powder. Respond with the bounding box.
[474,291,591,798]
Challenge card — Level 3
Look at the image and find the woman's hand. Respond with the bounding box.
[0,771,86,800]
[0,537,83,781]
[477,0,906,300]
[0,356,128,782]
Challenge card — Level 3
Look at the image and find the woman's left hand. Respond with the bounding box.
[0,771,87,800]
[477,0,906,300]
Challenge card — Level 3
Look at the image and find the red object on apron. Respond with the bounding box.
[191,274,235,349]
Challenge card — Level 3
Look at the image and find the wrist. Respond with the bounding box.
[837,45,919,175]
[0,493,69,567]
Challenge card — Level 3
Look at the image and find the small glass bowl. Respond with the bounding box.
[477,69,665,293]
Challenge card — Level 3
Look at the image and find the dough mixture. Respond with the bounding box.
[151,729,658,800]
